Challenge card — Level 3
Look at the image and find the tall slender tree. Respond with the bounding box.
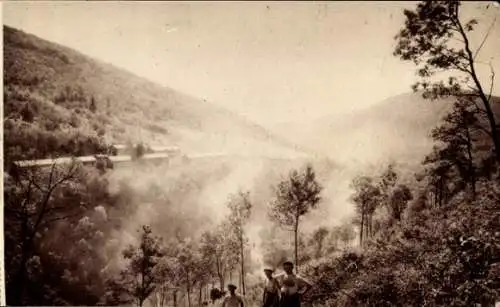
[424,97,484,200]
[269,164,322,271]
[200,227,228,290]
[227,190,252,296]
[120,225,164,307]
[389,184,413,222]
[350,175,381,246]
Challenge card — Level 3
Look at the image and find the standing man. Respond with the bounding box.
[274,261,312,307]
[222,284,244,307]
[262,267,280,307]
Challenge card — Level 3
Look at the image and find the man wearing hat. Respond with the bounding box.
[222,284,244,307]
[262,267,280,307]
[274,261,312,307]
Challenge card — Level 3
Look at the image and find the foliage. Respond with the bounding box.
[226,190,252,294]
[106,225,164,307]
[268,164,322,269]
[200,228,228,290]
[350,175,381,245]
[423,96,496,205]
[388,184,413,221]
[306,179,500,306]
[393,0,500,162]
[4,162,118,306]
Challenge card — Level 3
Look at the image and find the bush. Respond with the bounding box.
[305,180,500,307]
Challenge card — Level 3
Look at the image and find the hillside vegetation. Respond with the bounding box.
[4,25,308,163]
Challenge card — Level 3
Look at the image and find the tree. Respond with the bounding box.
[135,143,147,159]
[389,184,413,222]
[189,240,213,307]
[422,152,454,207]
[177,238,206,307]
[90,96,97,113]
[378,163,398,205]
[150,255,179,307]
[155,241,186,307]
[310,227,329,258]
[120,225,164,307]
[424,97,488,201]
[305,179,500,306]
[394,1,500,162]
[4,161,84,306]
[350,175,381,246]
[337,223,356,249]
[269,164,322,271]
[39,212,111,305]
[200,225,233,290]
[216,220,239,283]
[226,190,252,295]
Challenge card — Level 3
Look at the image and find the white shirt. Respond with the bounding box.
[274,272,311,295]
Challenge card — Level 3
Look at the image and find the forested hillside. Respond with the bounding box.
[3,25,308,163]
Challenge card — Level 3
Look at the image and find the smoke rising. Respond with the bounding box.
[100,152,355,276]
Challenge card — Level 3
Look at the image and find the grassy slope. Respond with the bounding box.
[3,25,310,162]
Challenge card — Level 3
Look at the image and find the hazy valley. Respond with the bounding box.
[4,2,500,306]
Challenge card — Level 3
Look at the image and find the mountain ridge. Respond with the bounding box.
[269,91,499,170]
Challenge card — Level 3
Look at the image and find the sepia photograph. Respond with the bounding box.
[2,1,500,306]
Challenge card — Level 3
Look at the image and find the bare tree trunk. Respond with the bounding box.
[238,271,243,296]
[433,185,437,208]
[186,271,191,307]
[368,214,373,238]
[204,284,207,302]
[465,124,476,199]
[294,216,299,273]
[365,218,370,240]
[239,230,246,295]
[161,287,167,307]
[173,290,178,307]
[198,283,203,307]
[438,178,443,207]
[216,258,224,290]
[454,11,500,164]
[359,212,364,247]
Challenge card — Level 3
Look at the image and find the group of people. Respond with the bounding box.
[210,261,312,307]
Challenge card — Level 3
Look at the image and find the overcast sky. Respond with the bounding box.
[4,1,499,128]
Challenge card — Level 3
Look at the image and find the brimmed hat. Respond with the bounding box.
[263,266,274,272]
[227,284,237,290]
[283,261,294,266]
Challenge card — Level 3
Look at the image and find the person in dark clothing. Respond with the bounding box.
[262,267,280,307]
[210,288,225,305]
[274,261,312,307]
